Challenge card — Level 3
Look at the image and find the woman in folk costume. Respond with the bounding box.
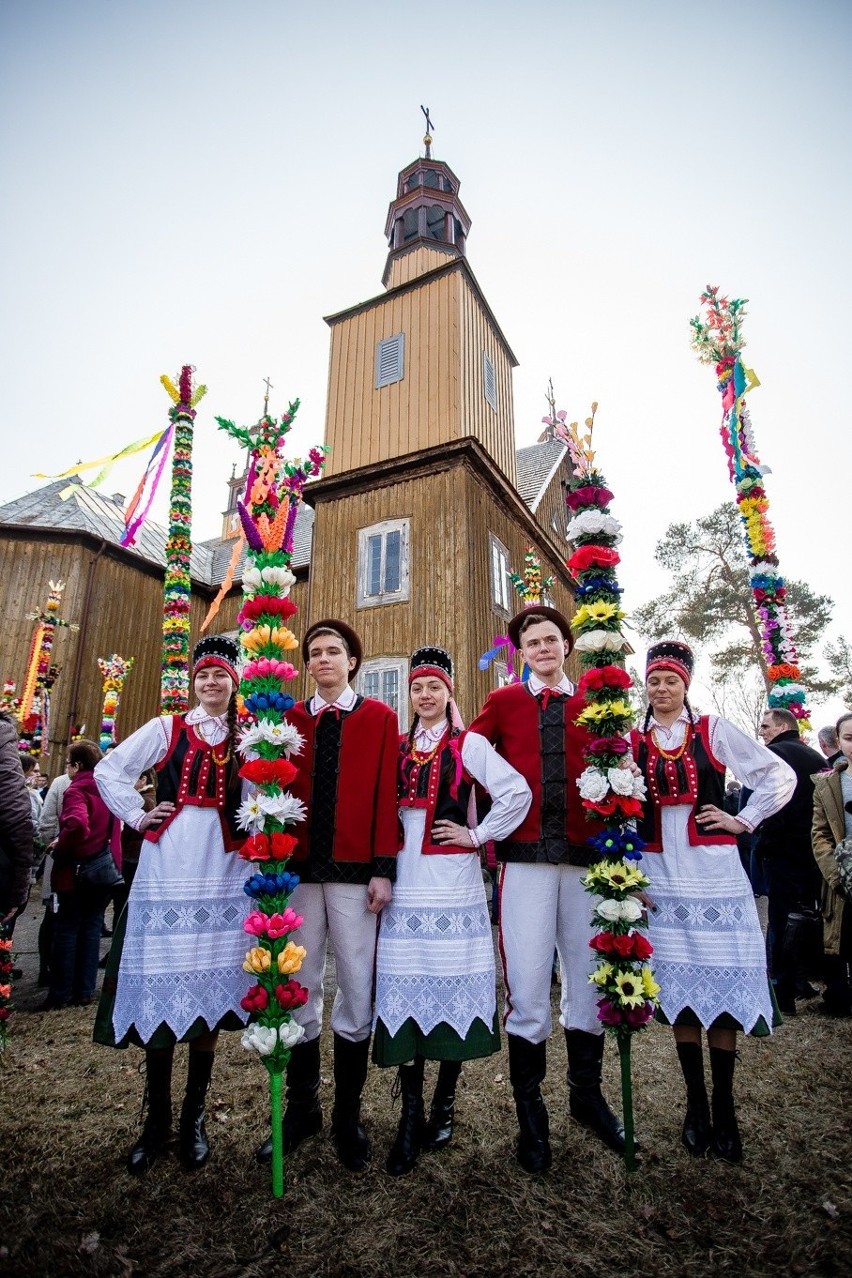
[373,646,531,1176]
[93,636,251,1175]
[632,641,795,1162]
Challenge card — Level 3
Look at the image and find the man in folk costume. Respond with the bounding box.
[469,607,627,1173]
[257,619,400,1171]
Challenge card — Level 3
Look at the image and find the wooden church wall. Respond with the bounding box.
[0,530,311,774]
[457,277,518,489]
[324,273,460,477]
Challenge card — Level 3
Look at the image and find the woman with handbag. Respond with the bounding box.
[811,712,852,1017]
[38,739,121,1011]
[92,636,251,1176]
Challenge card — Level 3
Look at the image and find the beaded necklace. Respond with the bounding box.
[650,720,692,761]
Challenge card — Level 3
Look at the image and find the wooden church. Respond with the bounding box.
[0,134,579,764]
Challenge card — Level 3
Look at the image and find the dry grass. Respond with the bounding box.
[2,891,851,1278]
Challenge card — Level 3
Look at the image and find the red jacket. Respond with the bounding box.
[469,682,604,856]
[285,696,401,874]
[52,771,121,894]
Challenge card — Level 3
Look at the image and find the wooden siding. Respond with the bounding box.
[324,268,517,487]
[305,454,578,725]
[0,531,311,776]
[386,244,456,289]
[458,276,517,487]
[531,460,572,554]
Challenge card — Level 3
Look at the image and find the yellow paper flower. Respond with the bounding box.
[641,967,661,1000]
[576,698,632,726]
[271,626,299,651]
[614,971,646,1008]
[277,942,307,975]
[242,946,271,974]
[572,601,624,629]
[589,962,614,987]
[596,861,647,892]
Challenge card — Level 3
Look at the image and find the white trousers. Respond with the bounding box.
[289,882,378,1044]
[499,862,603,1042]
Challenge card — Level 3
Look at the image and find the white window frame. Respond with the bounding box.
[375,332,405,389]
[358,656,408,730]
[493,660,514,689]
[357,518,410,608]
[489,533,512,616]
[482,350,497,411]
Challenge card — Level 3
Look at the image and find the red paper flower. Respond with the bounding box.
[583,795,644,819]
[240,984,270,1012]
[239,833,270,861]
[239,758,299,787]
[270,832,298,860]
[275,980,309,1009]
[578,666,633,694]
[238,594,298,626]
[567,545,621,575]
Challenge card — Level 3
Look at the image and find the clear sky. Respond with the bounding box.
[1,1,849,722]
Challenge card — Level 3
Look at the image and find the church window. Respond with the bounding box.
[483,351,497,411]
[375,332,405,388]
[359,657,408,728]
[426,205,445,241]
[489,533,511,615]
[493,660,514,689]
[401,207,419,243]
[357,518,410,608]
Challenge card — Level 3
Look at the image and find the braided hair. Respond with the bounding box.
[225,689,241,793]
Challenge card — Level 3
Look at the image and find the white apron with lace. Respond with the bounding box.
[643,712,795,1033]
[374,729,531,1039]
[95,710,251,1044]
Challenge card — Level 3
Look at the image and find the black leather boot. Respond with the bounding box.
[675,1040,712,1156]
[179,1049,214,1170]
[127,1049,174,1176]
[386,1058,425,1176]
[256,1036,323,1164]
[330,1033,371,1171]
[565,1028,627,1154]
[709,1046,742,1163]
[421,1060,462,1151]
[508,1035,551,1174]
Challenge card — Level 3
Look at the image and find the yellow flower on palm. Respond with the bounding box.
[614,971,646,1008]
[641,967,661,1000]
[576,702,610,725]
[277,942,307,975]
[589,962,614,987]
[572,601,624,629]
[598,861,646,892]
[241,625,272,653]
[271,627,299,651]
[243,947,271,974]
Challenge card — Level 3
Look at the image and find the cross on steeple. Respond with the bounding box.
[262,375,274,416]
[420,104,434,158]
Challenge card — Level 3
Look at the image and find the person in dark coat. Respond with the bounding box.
[40,739,120,1010]
[756,708,827,1013]
[0,711,34,933]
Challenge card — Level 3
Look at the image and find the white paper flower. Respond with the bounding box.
[238,722,265,752]
[595,898,623,922]
[241,1024,278,1055]
[576,767,610,803]
[574,630,626,653]
[608,767,635,797]
[620,898,643,922]
[241,566,263,593]
[566,510,623,543]
[261,565,296,593]
[278,1019,305,1048]
[257,719,305,756]
[258,792,308,825]
[631,773,647,800]
[236,795,266,833]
